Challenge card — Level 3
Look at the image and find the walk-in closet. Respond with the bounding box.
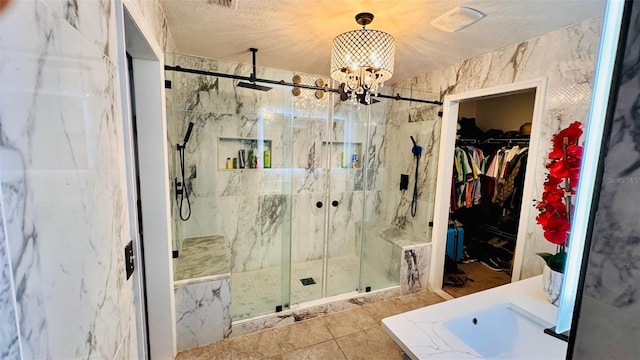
[443,90,536,297]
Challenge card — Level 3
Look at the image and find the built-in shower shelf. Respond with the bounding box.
[321,140,362,145]
[218,137,273,169]
[321,140,363,168]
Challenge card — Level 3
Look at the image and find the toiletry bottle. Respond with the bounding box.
[226,157,232,169]
[341,152,346,168]
[232,157,238,169]
[264,149,271,168]
[239,150,246,169]
[248,147,255,169]
[255,156,260,169]
[352,152,358,168]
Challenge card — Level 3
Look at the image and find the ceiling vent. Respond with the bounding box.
[431,6,485,32]
[207,0,232,8]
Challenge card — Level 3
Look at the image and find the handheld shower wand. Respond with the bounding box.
[176,122,195,221]
[410,136,423,158]
[410,136,422,217]
[183,121,194,145]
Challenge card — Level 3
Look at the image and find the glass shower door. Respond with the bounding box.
[288,77,330,305]
[324,97,367,297]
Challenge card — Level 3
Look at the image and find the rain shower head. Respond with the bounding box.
[183,122,194,144]
[237,81,272,91]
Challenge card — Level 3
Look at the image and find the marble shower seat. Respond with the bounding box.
[362,223,432,294]
[174,235,230,281]
[173,235,232,351]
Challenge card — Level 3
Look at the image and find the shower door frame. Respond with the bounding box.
[428,78,548,296]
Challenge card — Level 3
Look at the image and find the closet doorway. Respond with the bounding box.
[429,79,547,298]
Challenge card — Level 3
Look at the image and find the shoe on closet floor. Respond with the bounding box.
[481,257,506,272]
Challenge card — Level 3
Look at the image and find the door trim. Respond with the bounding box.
[115,1,176,359]
[428,78,548,293]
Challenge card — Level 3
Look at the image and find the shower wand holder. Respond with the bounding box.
[174,177,183,200]
[412,145,423,157]
[410,136,422,157]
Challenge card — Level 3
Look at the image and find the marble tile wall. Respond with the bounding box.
[0,0,174,359]
[400,244,432,294]
[175,276,232,352]
[0,198,20,360]
[572,4,640,357]
[387,16,604,279]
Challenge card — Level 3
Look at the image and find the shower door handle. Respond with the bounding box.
[331,200,339,207]
[316,201,323,208]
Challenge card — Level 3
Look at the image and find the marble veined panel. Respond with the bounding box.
[0,1,136,359]
[175,277,231,351]
[401,244,431,294]
[327,191,363,258]
[217,194,290,273]
[580,13,640,315]
[291,194,326,263]
[0,203,19,359]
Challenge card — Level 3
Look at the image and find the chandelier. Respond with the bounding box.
[330,12,395,104]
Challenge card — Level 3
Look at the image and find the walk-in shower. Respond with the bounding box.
[165,54,439,351]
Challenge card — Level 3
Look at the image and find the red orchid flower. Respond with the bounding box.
[537,122,583,246]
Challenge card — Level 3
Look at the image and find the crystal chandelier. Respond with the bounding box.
[330,12,395,104]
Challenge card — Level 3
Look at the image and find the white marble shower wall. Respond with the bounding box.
[0,0,175,358]
[386,16,603,279]
[166,54,293,274]
[383,98,442,239]
[165,54,390,276]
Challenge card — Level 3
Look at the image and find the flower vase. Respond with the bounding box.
[542,264,563,306]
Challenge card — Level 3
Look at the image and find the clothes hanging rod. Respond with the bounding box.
[164,65,443,106]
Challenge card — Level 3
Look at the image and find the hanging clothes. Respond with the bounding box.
[452,145,486,209]
[451,143,529,211]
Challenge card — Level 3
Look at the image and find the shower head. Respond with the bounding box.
[183,122,194,144]
[237,81,272,91]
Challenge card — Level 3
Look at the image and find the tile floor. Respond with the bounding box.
[442,261,511,298]
[232,255,397,320]
[176,290,445,359]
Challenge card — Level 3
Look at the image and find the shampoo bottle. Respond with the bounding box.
[264,149,271,168]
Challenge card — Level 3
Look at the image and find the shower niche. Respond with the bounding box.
[217,137,273,170]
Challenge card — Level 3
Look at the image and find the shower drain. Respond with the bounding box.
[300,278,316,286]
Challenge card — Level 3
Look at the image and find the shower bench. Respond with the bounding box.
[362,223,432,294]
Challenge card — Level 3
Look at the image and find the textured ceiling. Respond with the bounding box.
[160,0,605,83]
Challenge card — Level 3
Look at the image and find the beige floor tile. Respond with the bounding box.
[176,340,234,360]
[336,327,403,360]
[227,329,281,359]
[282,340,347,360]
[324,308,378,338]
[361,298,411,322]
[398,290,446,310]
[273,317,334,353]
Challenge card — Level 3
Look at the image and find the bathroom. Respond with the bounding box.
[0,0,639,360]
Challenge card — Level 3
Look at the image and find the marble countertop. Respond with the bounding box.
[382,276,566,359]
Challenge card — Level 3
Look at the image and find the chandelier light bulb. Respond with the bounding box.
[330,12,395,104]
